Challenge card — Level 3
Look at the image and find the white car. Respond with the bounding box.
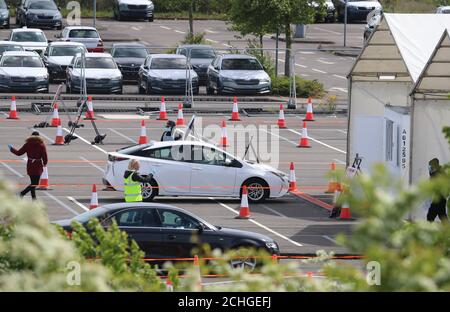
[43,41,87,81]
[8,27,48,56]
[436,6,450,14]
[104,141,290,203]
[56,26,104,52]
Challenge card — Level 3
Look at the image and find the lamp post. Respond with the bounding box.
[343,0,348,47]
[93,0,97,28]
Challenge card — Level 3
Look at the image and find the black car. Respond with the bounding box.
[333,0,382,22]
[111,43,150,82]
[113,0,154,22]
[54,203,280,269]
[16,0,62,29]
[0,0,10,29]
[176,44,216,86]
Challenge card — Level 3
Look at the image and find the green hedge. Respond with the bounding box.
[271,75,325,98]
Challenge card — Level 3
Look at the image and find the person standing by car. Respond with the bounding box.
[161,120,182,142]
[427,158,448,222]
[124,159,155,202]
[8,131,48,200]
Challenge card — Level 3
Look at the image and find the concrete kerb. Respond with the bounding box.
[317,45,362,57]
[271,35,335,45]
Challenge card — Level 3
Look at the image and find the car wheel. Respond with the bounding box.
[148,16,154,22]
[242,178,269,203]
[66,82,71,93]
[142,179,158,202]
[229,246,258,272]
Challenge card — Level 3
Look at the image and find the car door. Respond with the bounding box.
[105,207,164,258]
[189,145,237,196]
[139,56,151,89]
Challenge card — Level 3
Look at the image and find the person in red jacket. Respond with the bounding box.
[9,131,48,200]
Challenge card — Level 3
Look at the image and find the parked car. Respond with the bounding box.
[56,26,104,53]
[436,6,450,14]
[113,0,154,22]
[313,0,336,23]
[0,51,48,93]
[0,42,24,56]
[333,0,382,22]
[66,52,122,94]
[137,54,199,95]
[363,10,382,43]
[176,44,216,86]
[103,140,290,203]
[0,0,10,29]
[16,0,62,29]
[111,43,150,82]
[207,54,271,95]
[9,27,48,56]
[53,203,280,268]
[43,41,86,82]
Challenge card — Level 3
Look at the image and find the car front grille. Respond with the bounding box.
[37,15,53,19]
[86,78,110,84]
[12,77,35,82]
[127,4,147,9]
[358,6,374,10]
[162,79,185,84]
[235,79,259,85]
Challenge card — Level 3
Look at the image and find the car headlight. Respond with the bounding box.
[0,73,10,81]
[27,13,37,20]
[147,4,154,10]
[221,77,234,83]
[0,11,8,18]
[266,242,278,249]
[53,12,62,20]
[111,77,122,82]
[260,78,271,84]
[36,75,48,81]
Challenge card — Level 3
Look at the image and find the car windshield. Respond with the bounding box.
[69,29,99,38]
[112,47,148,58]
[221,58,262,70]
[151,58,186,69]
[73,207,108,224]
[29,1,57,10]
[0,45,23,54]
[0,0,7,9]
[74,57,117,69]
[1,55,43,67]
[12,31,47,43]
[179,48,215,58]
[49,46,85,56]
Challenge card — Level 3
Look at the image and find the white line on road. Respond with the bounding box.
[333,74,347,80]
[1,162,24,177]
[222,43,232,48]
[323,235,338,244]
[317,59,335,65]
[205,29,218,34]
[108,128,137,144]
[333,159,346,165]
[131,26,141,31]
[67,196,89,212]
[313,27,342,35]
[312,68,327,74]
[260,128,297,147]
[210,198,303,247]
[300,74,310,77]
[277,59,285,63]
[62,128,108,154]
[174,30,186,34]
[79,156,105,173]
[295,63,307,68]
[260,204,287,218]
[160,26,171,30]
[44,191,79,215]
[337,129,347,134]
[286,129,346,154]
[205,38,218,44]
[36,131,54,144]
[299,51,315,55]
[329,87,348,93]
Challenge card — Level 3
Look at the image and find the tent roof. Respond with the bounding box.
[350,14,450,86]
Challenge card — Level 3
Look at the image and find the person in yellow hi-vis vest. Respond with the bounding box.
[123,159,154,202]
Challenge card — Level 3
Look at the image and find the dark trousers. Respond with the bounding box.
[427,202,448,222]
[20,175,40,200]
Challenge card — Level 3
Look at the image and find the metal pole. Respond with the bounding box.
[93,0,97,28]
[344,0,348,47]
[275,28,279,77]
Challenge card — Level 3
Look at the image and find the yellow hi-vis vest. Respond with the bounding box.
[124,172,143,202]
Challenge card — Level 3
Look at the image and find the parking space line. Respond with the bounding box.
[260,128,297,147]
[210,198,303,247]
[312,68,327,74]
[323,235,338,244]
[313,27,341,35]
[44,191,79,215]
[131,26,141,31]
[333,158,346,165]
[67,196,89,212]
[295,63,307,68]
[299,52,315,55]
[333,74,347,80]
[205,29,218,34]
[286,129,346,154]
[317,59,335,65]
[79,156,105,173]
[260,204,287,218]
[108,128,137,144]
[1,162,24,177]
[222,43,232,48]
[205,38,218,44]
[160,26,171,30]
[174,30,186,34]
[62,128,107,154]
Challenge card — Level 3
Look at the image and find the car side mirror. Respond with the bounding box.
[58,6,61,11]
[47,40,52,43]
[67,64,73,69]
[214,66,219,71]
[197,224,204,234]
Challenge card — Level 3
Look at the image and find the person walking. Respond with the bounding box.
[8,131,48,200]
[124,159,155,202]
[427,158,448,222]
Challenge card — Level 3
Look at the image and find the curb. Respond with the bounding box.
[271,35,335,45]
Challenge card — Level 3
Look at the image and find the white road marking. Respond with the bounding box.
[44,191,79,215]
[222,43,232,48]
[323,235,338,244]
[131,26,141,31]
[300,74,310,77]
[1,162,24,177]
[286,129,347,154]
[98,114,149,120]
[205,29,218,34]
[62,127,108,154]
[295,63,307,68]
[313,27,342,35]
[299,51,315,55]
[36,131,54,144]
[205,38,218,44]
[260,128,297,147]
[312,68,327,74]
[317,59,335,65]
[260,204,287,218]
[329,87,348,93]
[108,128,137,144]
[174,30,186,34]
[160,26,171,30]
[67,196,89,212]
[333,74,347,80]
[210,198,303,247]
[79,156,105,173]
[337,129,348,134]
[277,59,285,63]
[333,159,346,165]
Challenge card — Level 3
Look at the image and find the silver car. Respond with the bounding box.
[207,54,271,95]
[66,52,122,94]
[137,54,199,95]
[43,41,86,82]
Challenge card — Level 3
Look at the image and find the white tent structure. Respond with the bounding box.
[347,14,450,220]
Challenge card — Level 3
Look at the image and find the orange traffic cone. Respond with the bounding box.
[325,162,340,193]
[7,96,18,119]
[289,162,298,192]
[176,103,185,126]
[229,96,240,121]
[138,120,148,144]
[157,96,168,120]
[303,97,315,121]
[236,185,251,219]
[89,184,98,210]
[84,96,95,120]
[50,103,61,127]
[219,120,228,147]
[193,255,202,291]
[166,278,174,292]
[37,166,50,190]
[277,104,286,128]
[339,201,352,220]
[53,125,64,145]
[298,122,311,148]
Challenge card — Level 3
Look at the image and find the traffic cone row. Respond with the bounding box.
[158,96,168,120]
[7,96,18,119]
[298,122,311,148]
[53,125,64,145]
[277,104,286,128]
[236,185,251,219]
[289,162,298,192]
[303,97,315,121]
[51,103,61,127]
[219,120,228,147]
[84,96,95,120]
[176,104,185,126]
[325,162,340,193]
[138,120,148,144]
[229,96,240,121]
[89,184,98,210]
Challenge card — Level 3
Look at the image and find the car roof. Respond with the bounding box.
[2,50,39,57]
[221,54,256,59]
[149,54,186,59]
[64,26,98,31]
[74,52,112,58]
[100,203,193,214]
[141,140,220,150]
[177,44,214,49]
[112,42,147,48]
[0,42,22,46]
[12,27,45,33]
[48,41,85,47]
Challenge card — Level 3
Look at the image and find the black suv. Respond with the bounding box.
[111,43,150,82]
